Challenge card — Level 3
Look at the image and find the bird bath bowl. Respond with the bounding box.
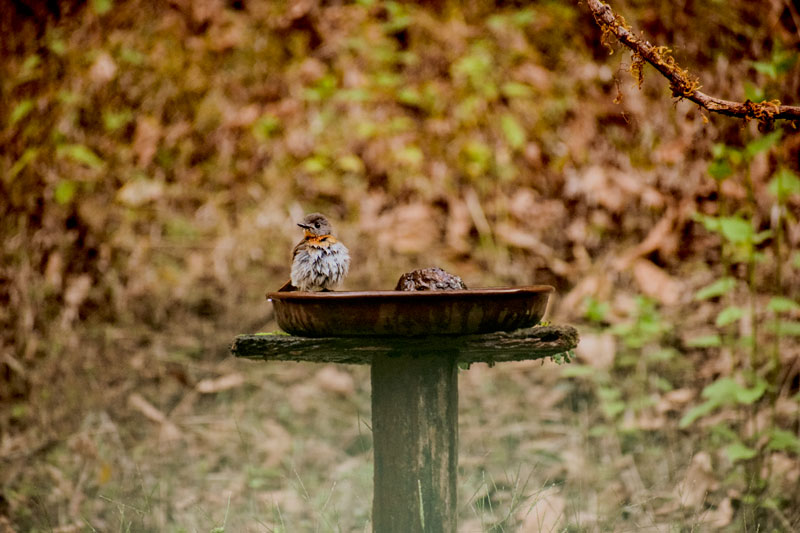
[267,285,554,337]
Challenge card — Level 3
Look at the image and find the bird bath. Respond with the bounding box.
[231,285,579,532]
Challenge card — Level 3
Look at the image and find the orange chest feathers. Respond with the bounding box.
[293,234,338,257]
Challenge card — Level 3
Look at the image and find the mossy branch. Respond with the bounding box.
[586,0,800,123]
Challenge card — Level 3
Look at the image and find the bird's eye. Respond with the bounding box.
[314,223,320,228]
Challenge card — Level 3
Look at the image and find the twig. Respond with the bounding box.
[586,0,800,123]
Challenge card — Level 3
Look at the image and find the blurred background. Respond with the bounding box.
[2,0,799,530]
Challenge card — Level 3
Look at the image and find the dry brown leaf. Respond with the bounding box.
[675,452,718,509]
[128,393,182,441]
[445,198,471,254]
[195,373,245,394]
[132,116,161,168]
[653,139,688,165]
[519,487,565,532]
[61,274,92,327]
[633,408,667,431]
[657,388,696,414]
[64,274,92,308]
[560,272,613,317]
[117,178,164,207]
[614,206,680,270]
[564,166,626,212]
[508,188,539,221]
[44,252,63,291]
[495,222,571,276]
[377,203,439,254]
[701,497,734,528]
[314,365,355,396]
[576,332,616,370]
[260,420,292,468]
[89,52,117,84]
[766,453,800,492]
[464,188,492,238]
[631,259,681,306]
[0,516,18,533]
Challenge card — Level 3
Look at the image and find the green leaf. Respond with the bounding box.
[773,49,798,75]
[769,320,800,336]
[733,380,767,404]
[396,87,422,107]
[500,114,526,150]
[719,216,752,243]
[21,54,41,76]
[725,441,758,463]
[57,144,104,169]
[745,130,782,158]
[768,297,800,313]
[301,155,328,173]
[679,401,717,428]
[752,230,772,245]
[92,0,113,15]
[707,159,733,181]
[8,148,38,182]
[397,145,423,167]
[686,334,722,348]
[510,8,536,26]
[102,109,133,131]
[646,348,677,362]
[711,143,727,159]
[501,82,533,99]
[768,168,800,202]
[601,400,625,418]
[768,429,800,453]
[54,180,77,205]
[583,297,609,323]
[336,154,364,174]
[726,148,743,166]
[335,88,371,102]
[716,306,744,327]
[743,83,765,102]
[702,376,765,406]
[695,277,737,300]
[692,212,720,233]
[10,99,34,125]
[560,365,594,378]
[681,377,767,427]
[48,36,66,55]
[753,61,777,79]
[252,115,281,141]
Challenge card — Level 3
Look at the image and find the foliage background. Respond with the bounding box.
[2,0,799,530]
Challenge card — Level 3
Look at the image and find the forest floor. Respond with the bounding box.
[2,1,800,531]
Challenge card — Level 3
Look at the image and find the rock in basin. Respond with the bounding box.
[395,267,468,291]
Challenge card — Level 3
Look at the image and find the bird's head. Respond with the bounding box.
[298,213,334,236]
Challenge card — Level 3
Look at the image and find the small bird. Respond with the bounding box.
[289,213,350,291]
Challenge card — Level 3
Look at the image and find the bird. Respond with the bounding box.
[289,213,350,292]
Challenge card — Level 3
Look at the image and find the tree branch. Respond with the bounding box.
[586,0,800,123]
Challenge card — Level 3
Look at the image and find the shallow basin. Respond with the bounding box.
[267,286,554,337]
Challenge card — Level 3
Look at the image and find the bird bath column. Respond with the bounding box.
[232,326,579,532]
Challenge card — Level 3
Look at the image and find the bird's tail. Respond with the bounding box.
[277,279,297,292]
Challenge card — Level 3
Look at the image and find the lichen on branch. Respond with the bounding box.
[586,0,800,124]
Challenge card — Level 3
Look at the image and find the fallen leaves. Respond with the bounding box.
[675,452,717,510]
[376,203,440,254]
[195,373,245,394]
[128,392,182,442]
[631,258,681,306]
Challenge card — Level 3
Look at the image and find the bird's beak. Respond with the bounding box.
[298,223,311,229]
